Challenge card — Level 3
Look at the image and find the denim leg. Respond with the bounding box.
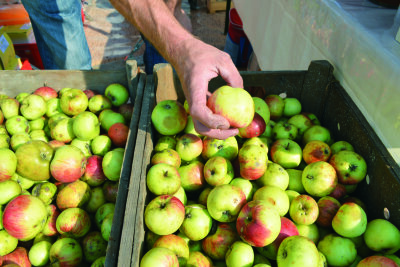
[21,0,92,70]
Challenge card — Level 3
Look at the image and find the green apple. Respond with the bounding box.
[50,117,75,143]
[201,136,238,161]
[317,233,357,267]
[180,203,213,241]
[47,113,69,129]
[0,229,18,256]
[253,96,270,125]
[0,98,19,119]
[31,182,57,205]
[286,169,306,193]
[257,161,289,190]
[302,125,332,146]
[332,202,367,238]
[99,110,125,132]
[178,232,203,252]
[270,139,302,169]
[225,241,254,267]
[329,150,367,185]
[84,186,106,213]
[207,86,255,128]
[101,212,113,241]
[302,161,338,197]
[30,129,49,142]
[153,234,190,266]
[261,120,276,139]
[20,94,47,120]
[28,240,52,266]
[183,115,202,137]
[60,88,88,116]
[151,100,187,136]
[0,179,22,205]
[294,223,319,244]
[253,185,290,216]
[10,132,30,151]
[29,117,45,131]
[5,115,30,135]
[10,172,35,190]
[277,235,320,267]
[88,94,113,114]
[283,97,302,117]
[81,231,108,262]
[287,113,313,139]
[198,187,212,207]
[0,134,9,148]
[49,237,83,266]
[242,136,269,155]
[172,186,187,205]
[330,140,354,155]
[71,138,92,157]
[16,92,29,103]
[46,98,63,117]
[95,202,115,229]
[289,194,319,225]
[363,219,400,254]
[285,189,300,204]
[230,177,257,201]
[72,111,100,141]
[204,156,234,186]
[154,135,177,152]
[91,135,112,156]
[272,121,298,140]
[104,83,129,107]
[146,163,181,195]
[102,148,124,181]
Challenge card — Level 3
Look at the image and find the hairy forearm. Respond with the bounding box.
[108,0,194,69]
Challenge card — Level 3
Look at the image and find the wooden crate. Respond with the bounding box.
[126,60,400,266]
[207,0,234,13]
[0,60,145,267]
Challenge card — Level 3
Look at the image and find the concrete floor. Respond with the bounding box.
[83,0,229,71]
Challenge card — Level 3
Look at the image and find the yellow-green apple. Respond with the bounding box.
[283,97,302,117]
[357,255,398,267]
[33,86,58,101]
[253,97,270,126]
[154,135,177,152]
[146,163,181,195]
[186,251,213,267]
[265,94,284,121]
[88,94,112,114]
[256,161,289,190]
[329,150,367,185]
[225,240,254,267]
[178,160,205,192]
[81,231,107,263]
[270,139,302,169]
[42,204,60,236]
[201,222,239,260]
[0,180,21,205]
[15,92,29,103]
[289,194,319,225]
[0,229,18,256]
[207,86,255,128]
[151,148,181,168]
[330,140,354,155]
[45,98,63,117]
[56,180,91,210]
[285,189,300,204]
[230,178,257,201]
[183,115,202,137]
[104,83,129,107]
[286,169,306,194]
[30,129,48,143]
[0,98,19,119]
[99,110,126,132]
[180,203,213,241]
[5,115,30,136]
[50,117,75,143]
[176,133,203,162]
[81,155,107,187]
[60,88,88,116]
[49,238,83,266]
[204,156,234,186]
[239,144,268,180]
[153,234,190,266]
[15,140,53,181]
[10,172,34,190]
[201,136,238,161]
[28,240,52,266]
[198,187,212,207]
[238,113,266,138]
[3,195,47,241]
[31,182,57,205]
[206,184,246,223]
[95,203,115,230]
[332,202,367,238]
[261,120,276,139]
[0,133,9,148]
[294,223,319,244]
[302,140,331,164]
[287,113,313,139]
[302,161,337,197]
[102,148,124,181]
[256,217,299,261]
[318,234,357,266]
[72,111,100,141]
[316,196,341,228]
[20,94,47,120]
[178,232,203,252]
[144,195,185,235]
[28,117,45,131]
[302,125,332,146]
[50,145,86,183]
[253,185,290,216]
[242,136,269,155]
[91,135,112,156]
[56,207,91,238]
[172,186,187,205]
[140,247,179,267]
[277,235,319,267]
[272,121,298,141]
[0,148,16,182]
[151,100,187,136]
[363,219,400,254]
[236,200,281,247]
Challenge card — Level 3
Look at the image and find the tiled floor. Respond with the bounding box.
[83,0,229,70]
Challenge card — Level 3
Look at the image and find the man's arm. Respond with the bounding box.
[109,0,243,139]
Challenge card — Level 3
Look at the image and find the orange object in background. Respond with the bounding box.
[0,4,30,26]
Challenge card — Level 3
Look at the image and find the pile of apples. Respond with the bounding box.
[142,85,400,267]
[0,83,133,267]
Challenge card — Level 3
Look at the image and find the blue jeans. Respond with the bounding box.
[21,0,92,70]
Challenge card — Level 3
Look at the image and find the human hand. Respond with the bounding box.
[173,38,243,140]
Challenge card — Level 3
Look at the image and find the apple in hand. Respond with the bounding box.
[238,113,266,138]
[239,144,268,180]
[175,133,203,162]
[151,100,187,136]
[207,184,246,223]
[201,222,239,260]
[332,202,367,238]
[146,163,181,196]
[207,85,255,128]
[363,219,400,254]
[289,194,319,225]
[317,233,357,267]
[302,161,337,197]
[316,196,341,228]
[204,156,234,186]
[265,94,284,121]
[202,136,238,161]
[236,200,281,247]
[225,241,254,267]
[180,204,213,241]
[153,234,190,266]
[104,83,129,107]
[20,94,47,120]
[144,195,185,236]
[329,150,367,185]
[277,235,320,267]
[270,139,302,169]
[60,88,88,116]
